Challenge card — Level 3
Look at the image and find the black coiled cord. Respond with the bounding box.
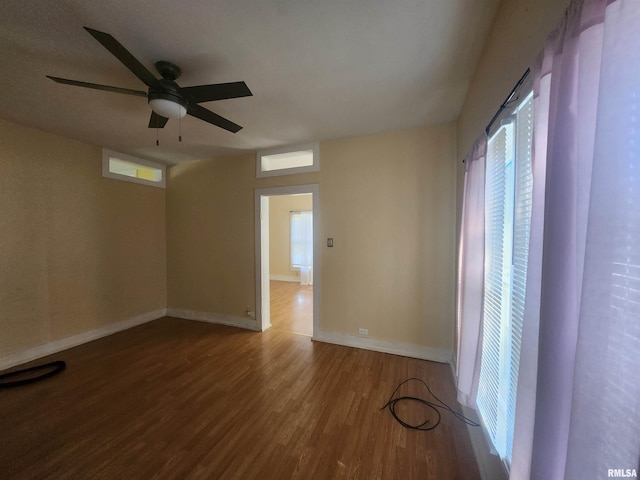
[380,377,480,431]
[0,360,66,389]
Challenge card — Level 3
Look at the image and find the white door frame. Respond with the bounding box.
[254,184,319,334]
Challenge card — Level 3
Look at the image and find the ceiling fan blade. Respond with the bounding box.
[181,82,253,103]
[84,27,158,87]
[46,76,148,97]
[148,112,169,128]
[188,104,242,133]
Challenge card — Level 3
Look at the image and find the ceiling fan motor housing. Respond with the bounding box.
[155,60,181,81]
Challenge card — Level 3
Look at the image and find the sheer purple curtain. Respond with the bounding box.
[564,2,640,475]
[523,0,640,478]
[508,60,550,479]
[456,0,639,476]
[456,137,487,407]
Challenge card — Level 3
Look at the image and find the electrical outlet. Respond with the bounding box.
[358,328,368,336]
[246,308,255,318]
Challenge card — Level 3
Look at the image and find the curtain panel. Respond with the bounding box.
[527,0,640,478]
[529,0,640,478]
[456,136,487,408]
[456,0,640,478]
[507,47,551,480]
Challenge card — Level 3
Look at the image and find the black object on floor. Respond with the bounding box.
[381,377,480,431]
[0,361,66,389]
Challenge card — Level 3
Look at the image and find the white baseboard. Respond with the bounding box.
[311,330,453,364]
[0,308,167,371]
[450,356,458,386]
[269,274,300,283]
[167,308,259,331]
[463,406,507,480]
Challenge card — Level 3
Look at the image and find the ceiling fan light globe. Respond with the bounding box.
[149,98,187,119]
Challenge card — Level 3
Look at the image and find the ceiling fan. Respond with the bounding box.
[47,27,252,133]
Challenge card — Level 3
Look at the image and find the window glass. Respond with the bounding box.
[290,211,313,268]
[476,91,533,466]
[257,143,319,178]
[102,149,166,188]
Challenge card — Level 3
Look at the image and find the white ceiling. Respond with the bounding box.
[0,0,499,165]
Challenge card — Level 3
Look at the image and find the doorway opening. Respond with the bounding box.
[255,185,318,336]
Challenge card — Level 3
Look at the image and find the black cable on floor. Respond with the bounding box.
[0,360,66,389]
[380,377,480,431]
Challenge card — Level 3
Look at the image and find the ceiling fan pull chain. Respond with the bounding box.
[156,127,159,147]
[179,115,182,142]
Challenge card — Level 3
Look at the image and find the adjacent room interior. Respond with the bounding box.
[267,193,314,336]
[1,0,638,479]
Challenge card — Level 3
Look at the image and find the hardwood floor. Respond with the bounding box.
[270,280,313,336]
[0,318,480,479]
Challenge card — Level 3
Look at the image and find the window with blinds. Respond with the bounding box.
[290,211,313,268]
[476,90,533,466]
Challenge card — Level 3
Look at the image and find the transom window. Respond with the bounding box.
[102,149,166,188]
[256,143,319,178]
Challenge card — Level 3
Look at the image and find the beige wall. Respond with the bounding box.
[167,155,276,315]
[0,119,167,357]
[168,123,456,351]
[269,194,312,281]
[456,0,571,161]
[319,126,456,349]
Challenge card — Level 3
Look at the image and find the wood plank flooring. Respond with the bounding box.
[270,280,313,336]
[0,318,480,479]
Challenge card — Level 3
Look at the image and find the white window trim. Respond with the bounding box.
[256,142,319,178]
[102,148,166,188]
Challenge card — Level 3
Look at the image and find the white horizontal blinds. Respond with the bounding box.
[506,92,534,463]
[290,211,313,268]
[478,122,515,455]
[477,89,533,466]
